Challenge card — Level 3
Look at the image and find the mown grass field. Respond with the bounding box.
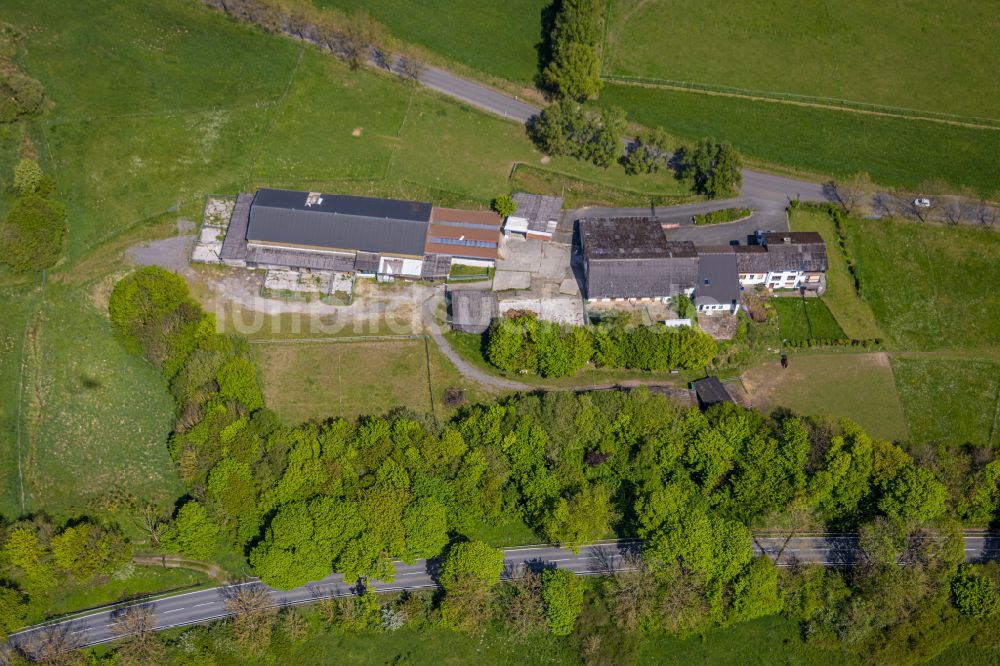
[313,0,544,86]
[603,0,1000,120]
[841,216,1000,351]
[772,297,845,341]
[789,209,881,340]
[891,357,1000,447]
[742,353,910,442]
[254,338,494,425]
[595,84,1000,194]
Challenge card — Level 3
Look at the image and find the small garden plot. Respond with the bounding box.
[772,297,845,341]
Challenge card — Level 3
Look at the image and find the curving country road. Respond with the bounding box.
[394,57,835,224]
[8,533,999,655]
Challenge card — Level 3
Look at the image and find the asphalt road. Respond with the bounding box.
[9,533,999,655]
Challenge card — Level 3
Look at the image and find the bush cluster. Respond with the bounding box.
[485,314,718,377]
[693,207,753,226]
[0,160,65,273]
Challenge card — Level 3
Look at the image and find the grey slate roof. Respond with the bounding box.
[449,289,498,333]
[580,218,698,299]
[696,253,741,308]
[762,232,828,272]
[247,188,432,257]
[691,376,735,408]
[733,245,772,273]
[511,192,563,235]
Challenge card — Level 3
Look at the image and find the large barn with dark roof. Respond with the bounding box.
[579,217,698,301]
[220,188,501,280]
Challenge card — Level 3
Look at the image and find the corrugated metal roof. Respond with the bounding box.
[246,188,432,257]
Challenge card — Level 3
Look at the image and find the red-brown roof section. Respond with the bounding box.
[425,207,502,260]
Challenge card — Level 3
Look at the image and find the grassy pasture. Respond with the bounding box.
[21,284,181,515]
[312,0,545,86]
[741,353,909,442]
[891,357,1000,447]
[0,286,39,518]
[603,0,1000,120]
[841,216,1000,351]
[788,209,881,340]
[254,337,493,425]
[772,298,845,341]
[595,84,1000,194]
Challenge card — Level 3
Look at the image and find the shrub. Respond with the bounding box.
[12,158,43,195]
[491,194,516,218]
[541,568,584,636]
[0,71,44,123]
[109,266,212,377]
[216,356,264,412]
[952,571,1000,618]
[0,194,65,272]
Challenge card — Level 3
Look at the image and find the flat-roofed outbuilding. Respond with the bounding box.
[449,289,499,334]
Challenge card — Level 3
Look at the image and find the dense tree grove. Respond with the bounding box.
[529,101,627,168]
[101,267,1000,656]
[622,127,671,175]
[680,139,744,198]
[485,313,717,377]
[541,0,603,101]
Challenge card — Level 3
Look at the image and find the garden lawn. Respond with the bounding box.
[312,0,545,86]
[20,284,180,515]
[772,297,845,342]
[742,353,909,443]
[842,216,1000,351]
[595,84,1000,194]
[789,209,880,340]
[891,357,1000,447]
[604,0,1000,120]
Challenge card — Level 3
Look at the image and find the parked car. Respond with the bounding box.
[913,198,932,208]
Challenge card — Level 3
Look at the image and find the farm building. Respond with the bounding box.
[449,289,499,334]
[695,251,741,314]
[736,232,828,291]
[579,217,698,301]
[503,192,563,240]
[219,188,502,279]
[426,207,502,268]
[690,376,736,409]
